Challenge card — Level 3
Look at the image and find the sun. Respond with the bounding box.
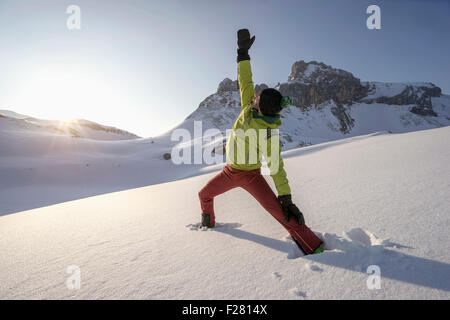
[14,65,120,121]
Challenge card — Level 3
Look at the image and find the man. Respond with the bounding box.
[198,29,323,255]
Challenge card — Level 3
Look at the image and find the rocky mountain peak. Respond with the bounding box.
[288,60,355,84]
[280,60,368,112]
[217,78,238,93]
[217,77,269,95]
[254,83,269,94]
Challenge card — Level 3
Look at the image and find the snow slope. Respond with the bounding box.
[0,110,193,215]
[0,110,140,140]
[0,123,206,215]
[1,126,449,299]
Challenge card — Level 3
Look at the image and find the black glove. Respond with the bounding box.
[237,28,255,62]
[278,195,305,225]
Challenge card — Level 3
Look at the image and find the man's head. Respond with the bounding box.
[251,88,283,116]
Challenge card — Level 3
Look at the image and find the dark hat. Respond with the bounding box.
[259,88,282,116]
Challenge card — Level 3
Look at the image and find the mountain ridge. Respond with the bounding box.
[180,59,449,151]
[0,109,140,140]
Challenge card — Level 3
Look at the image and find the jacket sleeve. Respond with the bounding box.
[261,129,291,196]
[238,60,255,110]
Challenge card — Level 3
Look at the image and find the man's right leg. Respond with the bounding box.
[198,165,237,227]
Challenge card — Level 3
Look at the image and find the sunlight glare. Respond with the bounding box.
[14,65,124,122]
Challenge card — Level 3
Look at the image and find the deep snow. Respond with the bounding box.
[0,126,449,299]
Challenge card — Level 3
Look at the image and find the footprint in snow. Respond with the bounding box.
[289,287,307,299]
[185,222,243,231]
[282,235,305,259]
[278,227,407,263]
[314,227,402,253]
[345,228,387,247]
[271,272,282,281]
[305,263,323,272]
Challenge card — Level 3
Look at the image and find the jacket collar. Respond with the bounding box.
[251,109,280,124]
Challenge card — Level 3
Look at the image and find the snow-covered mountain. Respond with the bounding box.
[179,60,450,149]
[0,110,140,141]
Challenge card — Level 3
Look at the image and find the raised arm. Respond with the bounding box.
[238,61,255,110]
[237,29,255,110]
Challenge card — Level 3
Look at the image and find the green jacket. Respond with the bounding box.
[225,60,291,196]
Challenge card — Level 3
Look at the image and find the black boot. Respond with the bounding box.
[201,213,214,228]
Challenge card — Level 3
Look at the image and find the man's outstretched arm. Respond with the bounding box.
[237,29,255,110]
[262,131,305,225]
[262,130,291,196]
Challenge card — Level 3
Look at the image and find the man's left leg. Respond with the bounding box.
[241,173,322,254]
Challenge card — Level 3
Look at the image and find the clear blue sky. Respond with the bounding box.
[0,0,449,137]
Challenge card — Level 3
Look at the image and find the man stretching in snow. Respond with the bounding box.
[198,29,322,254]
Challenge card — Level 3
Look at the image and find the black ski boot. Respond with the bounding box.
[201,213,214,228]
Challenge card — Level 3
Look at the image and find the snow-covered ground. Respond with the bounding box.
[0,111,198,215]
[1,126,449,299]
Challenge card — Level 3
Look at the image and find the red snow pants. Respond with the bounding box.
[198,164,322,254]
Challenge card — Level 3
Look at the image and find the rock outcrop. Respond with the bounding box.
[363,83,441,116]
[217,78,238,93]
[281,60,369,108]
